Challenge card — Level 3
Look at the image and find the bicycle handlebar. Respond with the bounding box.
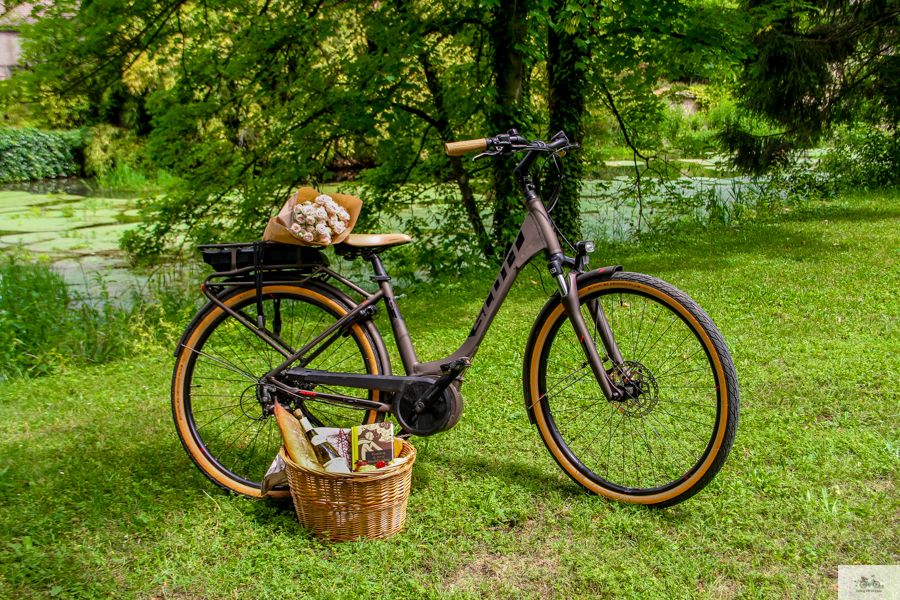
[444,130,572,159]
[445,139,489,156]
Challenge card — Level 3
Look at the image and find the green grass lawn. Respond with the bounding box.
[1,191,898,599]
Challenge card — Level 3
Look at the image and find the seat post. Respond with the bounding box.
[367,252,390,282]
[367,253,419,374]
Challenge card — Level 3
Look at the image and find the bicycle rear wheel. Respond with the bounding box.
[523,271,739,507]
[172,282,388,498]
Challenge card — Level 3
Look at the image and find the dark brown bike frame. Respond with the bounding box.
[190,157,625,413]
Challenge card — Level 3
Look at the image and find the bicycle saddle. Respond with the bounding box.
[333,233,411,257]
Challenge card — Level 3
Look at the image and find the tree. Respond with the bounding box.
[547,0,588,244]
[4,0,751,268]
[487,0,538,253]
[722,0,900,172]
[547,0,750,237]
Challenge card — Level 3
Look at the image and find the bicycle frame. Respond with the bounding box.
[190,156,626,413]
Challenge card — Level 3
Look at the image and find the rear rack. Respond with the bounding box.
[200,241,329,273]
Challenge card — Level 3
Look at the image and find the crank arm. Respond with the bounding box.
[414,357,471,413]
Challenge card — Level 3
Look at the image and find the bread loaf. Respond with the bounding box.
[273,403,319,469]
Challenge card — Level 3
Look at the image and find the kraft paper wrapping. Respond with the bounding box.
[262,187,362,246]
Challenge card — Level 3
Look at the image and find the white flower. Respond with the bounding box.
[305,215,316,225]
[333,221,346,235]
[315,194,332,205]
[315,206,328,220]
[315,221,330,236]
[324,200,339,215]
[329,215,340,227]
[290,222,302,233]
[301,231,315,243]
[337,207,350,221]
[318,232,332,245]
[306,225,315,233]
[299,202,316,216]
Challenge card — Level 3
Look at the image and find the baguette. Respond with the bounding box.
[273,403,319,469]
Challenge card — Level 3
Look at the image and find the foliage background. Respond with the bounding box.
[2,0,760,266]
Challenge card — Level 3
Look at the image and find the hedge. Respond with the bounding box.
[0,128,84,183]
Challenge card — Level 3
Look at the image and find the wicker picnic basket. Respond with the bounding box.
[280,440,417,541]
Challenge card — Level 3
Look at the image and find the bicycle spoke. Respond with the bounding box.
[633,301,664,363]
[196,403,241,431]
[654,366,711,381]
[191,403,242,414]
[652,344,705,379]
[216,417,259,465]
[186,351,257,383]
[208,325,261,378]
[653,404,713,443]
[643,407,703,468]
[192,376,254,384]
[544,367,594,397]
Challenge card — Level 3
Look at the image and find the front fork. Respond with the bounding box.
[558,270,625,402]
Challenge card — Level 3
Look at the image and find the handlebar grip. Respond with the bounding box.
[445,139,488,156]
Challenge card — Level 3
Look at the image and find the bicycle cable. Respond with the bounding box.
[477,136,581,255]
[528,260,555,297]
[535,146,579,255]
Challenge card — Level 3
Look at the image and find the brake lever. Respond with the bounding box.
[471,150,503,161]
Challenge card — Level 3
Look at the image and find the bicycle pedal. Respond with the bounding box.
[440,357,471,374]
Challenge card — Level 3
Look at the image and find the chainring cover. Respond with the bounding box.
[393,381,464,437]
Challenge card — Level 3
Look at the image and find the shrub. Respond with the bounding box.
[83,124,145,178]
[0,128,84,182]
[820,127,900,189]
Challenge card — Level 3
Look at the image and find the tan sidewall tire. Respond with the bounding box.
[527,276,735,506]
[172,284,382,498]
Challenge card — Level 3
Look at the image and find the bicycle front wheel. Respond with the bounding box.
[523,271,739,507]
[172,282,388,498]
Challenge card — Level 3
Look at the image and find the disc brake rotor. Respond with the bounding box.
[610,360,659,417]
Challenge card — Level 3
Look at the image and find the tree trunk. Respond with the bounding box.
[489,0,530,254]
[547,0,586,244]
[417,53,495,261]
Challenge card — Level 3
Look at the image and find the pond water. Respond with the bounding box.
[0,178,147,297]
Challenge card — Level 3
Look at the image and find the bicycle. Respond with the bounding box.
[171,129,739,507]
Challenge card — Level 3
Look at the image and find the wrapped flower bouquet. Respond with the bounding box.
[263,187,362,247]
[290,195,351,245]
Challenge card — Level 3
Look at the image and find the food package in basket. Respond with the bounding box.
[263,187,362,247]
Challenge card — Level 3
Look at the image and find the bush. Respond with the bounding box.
[820,127,900,189]
[0,254,209,380]
[0,128,84,182]
[84,124,145,178]
[82,124,180,191]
